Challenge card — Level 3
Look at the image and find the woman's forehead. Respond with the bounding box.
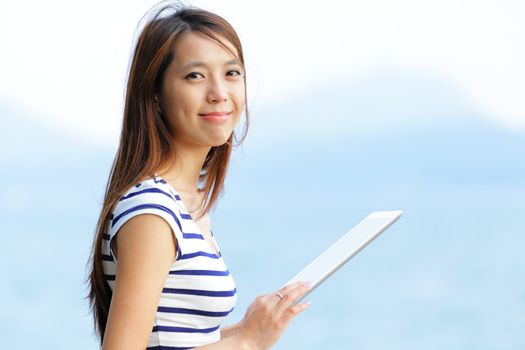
[172,31,240,66]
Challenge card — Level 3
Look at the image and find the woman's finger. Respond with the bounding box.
[279,300,311,327]
[273,281,309,303]
[263,281,307,307]
[276,281,307,296]
[274,282,311,319]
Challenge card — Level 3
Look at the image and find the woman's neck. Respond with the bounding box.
[157,142,211,194]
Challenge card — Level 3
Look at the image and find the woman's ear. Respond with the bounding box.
[154,94,162,114]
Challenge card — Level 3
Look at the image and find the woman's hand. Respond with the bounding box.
[236,281,312,350]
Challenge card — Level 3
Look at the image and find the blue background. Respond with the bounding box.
[1,69,524,349]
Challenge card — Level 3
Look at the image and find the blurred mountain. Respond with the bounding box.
[238,70,524,188]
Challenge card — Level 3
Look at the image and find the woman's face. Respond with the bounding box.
[158,31,246,148]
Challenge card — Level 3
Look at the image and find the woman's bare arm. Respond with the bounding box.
[220,322,241,339]
[102,214,177,349]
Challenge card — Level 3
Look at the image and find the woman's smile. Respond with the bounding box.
[199,111,232,122]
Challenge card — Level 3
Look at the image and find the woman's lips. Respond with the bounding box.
[198,112,231,122]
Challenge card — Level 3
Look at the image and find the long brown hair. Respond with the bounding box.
[84,1,249,344]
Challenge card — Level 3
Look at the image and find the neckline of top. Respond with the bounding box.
[152,173,220,256]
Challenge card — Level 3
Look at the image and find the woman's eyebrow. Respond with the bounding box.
[177,58,241,72]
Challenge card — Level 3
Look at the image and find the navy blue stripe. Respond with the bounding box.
[102,233,110,240]
[174,194,181,200]
[104,274,115,281]
[182,232,204,239]
[152,324,220,333]
[169,269,230,276]
[180,251,220,260]
[162,287,237,297]
[135,183,141,188]
[120,187,174,201]
[101,254,113,261]
[180,212,192,220]
[111,204,183,233]
[154,177,167,184]
[176,243,182,261]
[157,306,234,317]
[146,346,193,350]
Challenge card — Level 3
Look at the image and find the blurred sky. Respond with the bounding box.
[0,0,524,349]
[0,0,524,147]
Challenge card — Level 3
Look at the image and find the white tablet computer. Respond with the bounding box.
[282,210,403,304]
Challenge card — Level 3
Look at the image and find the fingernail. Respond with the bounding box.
[302,281,312,288]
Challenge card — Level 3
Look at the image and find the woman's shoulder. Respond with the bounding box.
[108,175,185,241]
[125,175,178,198]
[114,175,181,214]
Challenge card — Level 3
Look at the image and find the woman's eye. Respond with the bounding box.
[185,70,242,80]
[227,70,242,77]
[185,72,204,79]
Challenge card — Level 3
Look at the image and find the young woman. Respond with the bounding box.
[86,2,311,349]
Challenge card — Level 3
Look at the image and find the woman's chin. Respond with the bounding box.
[209,138,230,147]
[206,132,233,147]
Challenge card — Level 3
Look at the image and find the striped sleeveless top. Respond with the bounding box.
[101,175,238,349]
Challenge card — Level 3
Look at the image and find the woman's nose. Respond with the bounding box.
[206,78,228,103]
